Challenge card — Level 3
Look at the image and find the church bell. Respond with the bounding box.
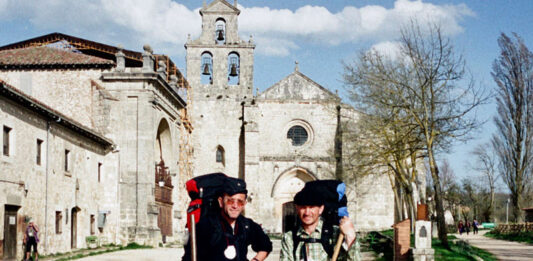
[217,29,225,41]
[202,63,211,75]
[229,63,238,77]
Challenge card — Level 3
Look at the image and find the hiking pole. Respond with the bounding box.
[331,233,344,261]
[190,214,197,261]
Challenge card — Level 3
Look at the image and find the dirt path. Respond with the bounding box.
[455,230,533,261]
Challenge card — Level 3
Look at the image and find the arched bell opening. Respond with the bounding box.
[215,18,226,45]
[201,51,213,85]
[228,52,240,85]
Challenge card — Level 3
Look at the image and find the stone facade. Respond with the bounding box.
[0,40,192,259]
[186,0,394,234]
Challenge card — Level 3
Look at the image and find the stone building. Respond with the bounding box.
[0,34,193,259]
[0,0,396,259]
[186,0,394,234]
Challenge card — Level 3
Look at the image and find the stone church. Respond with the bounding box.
[0,0,393,259]
[186,0,393,233]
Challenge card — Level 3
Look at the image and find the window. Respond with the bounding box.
[36,139,43,165]
[90,214,95,235]
[287,126,308,146]
[216,146,225,165]
[3,126,11,156]
[64,149,70,172]
[55,211,62,234]
[98,162,102,182]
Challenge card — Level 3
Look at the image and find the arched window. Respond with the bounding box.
[216,146,225,165]
[201,52,213,85]
[228,52,239,85]
[215,18,226,45]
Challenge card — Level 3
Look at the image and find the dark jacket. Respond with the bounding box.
[183,213,272,261]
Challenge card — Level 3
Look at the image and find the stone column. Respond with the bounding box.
[115,45,125,72]
[142,44,155,73]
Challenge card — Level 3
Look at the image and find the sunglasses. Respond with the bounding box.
[224,198,246,207]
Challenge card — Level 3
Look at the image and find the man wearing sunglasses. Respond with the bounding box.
[183,177,272,261]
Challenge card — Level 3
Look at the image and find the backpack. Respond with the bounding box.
[292,180,348,259]
[185,172,228,231]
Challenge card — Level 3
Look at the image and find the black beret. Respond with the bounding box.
[223,177,248,196]
[294,187,324,206]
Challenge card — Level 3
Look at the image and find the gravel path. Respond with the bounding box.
[455,230,533,261]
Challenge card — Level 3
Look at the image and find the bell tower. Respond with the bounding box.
[185,0,255,177]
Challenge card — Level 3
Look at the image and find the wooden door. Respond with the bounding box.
[3,205,18,260]
[155,161,173,238]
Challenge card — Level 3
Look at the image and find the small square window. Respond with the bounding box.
[36,139,43,165]
[3,126,11,156]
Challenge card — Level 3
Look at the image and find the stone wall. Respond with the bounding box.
[0,95,117,259]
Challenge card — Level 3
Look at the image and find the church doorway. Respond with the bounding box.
[282,201,298,233]
[271,167,316,233]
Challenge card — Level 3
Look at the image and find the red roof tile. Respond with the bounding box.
[0,46,114,67]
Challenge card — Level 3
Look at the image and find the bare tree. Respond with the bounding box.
[472,143,499,221]
[491,32,533,222]
[342,109,422,226]
[343,21,488,248]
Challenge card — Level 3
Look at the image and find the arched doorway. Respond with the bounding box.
[155,119,173,241]
[271,167,316,233]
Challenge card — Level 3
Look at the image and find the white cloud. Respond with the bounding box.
[0,0,473,57]
[370,41,402,61]
[239,0,474,55]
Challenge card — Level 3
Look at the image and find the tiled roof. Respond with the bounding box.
[0,46,114,68]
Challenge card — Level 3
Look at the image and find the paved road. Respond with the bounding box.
[455,230,533,261]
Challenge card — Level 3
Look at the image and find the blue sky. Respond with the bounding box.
[1,0,532,183]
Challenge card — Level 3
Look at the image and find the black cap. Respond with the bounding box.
[223,177,248,196]
[294,187,324,206]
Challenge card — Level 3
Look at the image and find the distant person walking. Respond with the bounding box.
[458,220,464,235]
[473,220,479,235]
[24,219,39,261]
[465,221,471,235]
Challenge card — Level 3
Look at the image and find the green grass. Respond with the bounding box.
[485,231,533,244]
[433,239,497,261]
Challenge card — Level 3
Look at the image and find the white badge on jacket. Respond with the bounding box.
[224,245,236,259]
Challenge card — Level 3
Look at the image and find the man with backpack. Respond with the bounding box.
[183,176,272,261]
[280,186,358,261]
